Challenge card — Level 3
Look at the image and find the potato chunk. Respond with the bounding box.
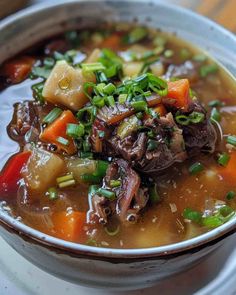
[22,148,65,194]
[42,60,95,111]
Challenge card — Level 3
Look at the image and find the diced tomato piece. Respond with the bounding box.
[0,151,31,197]
[101,34,121,50]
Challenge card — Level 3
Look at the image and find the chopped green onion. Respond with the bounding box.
[31,66,51,79]
[94,160,109,177]
[210,107,221,122]
[202,215,223,228]
[97,188,116,200]
[48,187,58,200]
[103,83,116,95]
[217,152,230,167]
[93,96,105,108]
[192,54,207,62]
[219,205,234,216]
[189,162,204,175]
[83,81,96,99]
[77,106,96,126]
[208,99,224,107]
[31,81,45,104]
[180,48,191,60]
[226,191,236,200]
[147,139,158,151]
[200,64,218,77]
[104,225,120,236]
[126,27,147,44]
[164,49,174,58]
[118,93,128,104]
[81,174,101,183]
[110,180,121,187]
[105,95,115,107]
[66,123,84,138]
[189,112,205,124]
[57,173,74,184]
[131,100,147,111]
[43,57,55,69]
[149,184,160,204]
[81,62,105,72]
[226,135,236,146]
[175,115,190,125]
[43,108,62,124]
[95,71,108,83]
[58,179,76,188]
[183,208,202,224]
[153,36,167,47]
[56,136,69,146]
[147,73,168,96]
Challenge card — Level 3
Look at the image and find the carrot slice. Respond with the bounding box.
[218,152,236,183]
[101,34,121,50]
[166,79,190,110]
[40,110,77,155]
[51,211,86,242]
[143,104,167,121]
[2,56,34,84]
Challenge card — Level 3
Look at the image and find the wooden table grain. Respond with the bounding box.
[168,0,236,32]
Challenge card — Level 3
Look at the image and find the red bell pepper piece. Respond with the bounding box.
[0,151,31,197]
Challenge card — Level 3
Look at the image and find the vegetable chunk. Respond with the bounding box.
[42,60,95,111]
[22,148,65,194]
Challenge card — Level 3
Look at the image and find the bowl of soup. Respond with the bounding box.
[0,0,236,291]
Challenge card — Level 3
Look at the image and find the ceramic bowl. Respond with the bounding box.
[0,0,236,291]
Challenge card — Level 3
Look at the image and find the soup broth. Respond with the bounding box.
[0,24,236,248]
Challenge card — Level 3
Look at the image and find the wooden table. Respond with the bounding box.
[168,0,236,32]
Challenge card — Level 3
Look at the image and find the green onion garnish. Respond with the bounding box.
[103,83,116,95]
[56,136,69,146]
[153,36,167,47]
[217,152,230,167]
[183,208,202,224]
[93,96,105,108]
[56,173,75,188]
[189,111,205,124]
[210,107,221,122]
[192,54,207,62]
[95,71,108,83]
[94,160,109,177]
[180,48,191,60]
[164,49,174,58]
[189,162,204,175]
[104,225,120,236]
[48,187,58,200]
[81,62,105,72]
[43,57,55,69]
[131,100,147,111]
[200,64,218,77]
[175,115,190,125]
[110,180,121,188]
[118,93,128,104]
[226,191,236,200]
[81,174,101,183]
[208,99,224,107]
[80,151,93,159]
[202,215,223,228]
[226,135,236,146]
[31,81,45,104]
[126,27,147,44]
[97,188,116,200]
[105,95,115,107]
[77,106,96,126]
[66,123,84,138]
[149,184,160,204]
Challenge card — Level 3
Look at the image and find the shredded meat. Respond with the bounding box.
[88,159,149,224]
[8,101,41,143]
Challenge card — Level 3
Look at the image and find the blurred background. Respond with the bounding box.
[1,0,236,33]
